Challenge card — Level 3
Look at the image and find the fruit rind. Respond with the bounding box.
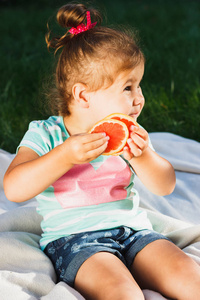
[105,113,139,127]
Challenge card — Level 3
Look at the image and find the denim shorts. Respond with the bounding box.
[44,226,168,287]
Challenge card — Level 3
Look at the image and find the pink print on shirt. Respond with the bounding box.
[52,156,132,208]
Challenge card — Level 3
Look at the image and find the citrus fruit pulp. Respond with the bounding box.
[105,113,138,131]
[89,119,129,155]
[105,113,139,154]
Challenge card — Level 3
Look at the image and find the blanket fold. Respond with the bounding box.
[0,207,42,235]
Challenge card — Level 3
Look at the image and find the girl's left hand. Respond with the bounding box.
[122,125,149,161]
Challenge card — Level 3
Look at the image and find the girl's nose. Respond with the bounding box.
[133,95,141,106]
[133,88,144,105]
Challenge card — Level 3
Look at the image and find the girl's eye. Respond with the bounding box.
[124,85,132,91]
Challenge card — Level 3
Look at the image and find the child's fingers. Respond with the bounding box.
[86,139,109,158]
[82,132,107,143]
[130,125,148,139]
[129,126,148,150]
[75,132,110,159]
[129,134,147,151]
[67,133,109,164]
[122,147,134,161]
[84,135,110,151]
[127,139,143,157]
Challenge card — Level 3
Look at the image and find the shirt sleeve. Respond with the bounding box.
[17,120,52,156]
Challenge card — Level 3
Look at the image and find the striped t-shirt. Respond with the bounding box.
[18,116,152,250]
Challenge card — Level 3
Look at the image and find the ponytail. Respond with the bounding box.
[46,3,101,53]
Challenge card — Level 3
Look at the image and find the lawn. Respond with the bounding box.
[0,0,200,153]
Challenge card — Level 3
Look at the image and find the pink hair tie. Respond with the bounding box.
[69,11,97,35]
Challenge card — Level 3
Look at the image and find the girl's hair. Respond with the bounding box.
[46,3,144,116]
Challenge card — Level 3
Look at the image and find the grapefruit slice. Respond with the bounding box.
[105,113,139,154]
[105,113,138,130]
[89,119,129,155]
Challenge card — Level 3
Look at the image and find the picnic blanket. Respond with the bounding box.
[0,132,200,300]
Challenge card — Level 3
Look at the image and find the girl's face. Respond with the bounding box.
[88,61,145,126]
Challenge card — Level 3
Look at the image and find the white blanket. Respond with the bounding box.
[0,132,200,300]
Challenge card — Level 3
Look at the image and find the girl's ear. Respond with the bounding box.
[72,83,90,108]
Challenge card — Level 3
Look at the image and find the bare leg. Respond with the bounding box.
[131,239,200,300]
[74,252,144,300]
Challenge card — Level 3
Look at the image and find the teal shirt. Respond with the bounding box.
[18,116,152,250]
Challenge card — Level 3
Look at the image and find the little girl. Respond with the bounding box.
[4,3,200,300]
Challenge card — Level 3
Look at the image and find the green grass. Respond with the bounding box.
[0,0,200,153]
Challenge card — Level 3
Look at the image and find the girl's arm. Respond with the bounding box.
[123,126,176,196]
[4,132,109,202]
[129,147,176,196]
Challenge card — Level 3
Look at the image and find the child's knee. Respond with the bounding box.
[168,253,200,299]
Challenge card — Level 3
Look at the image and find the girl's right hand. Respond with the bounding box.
[63,132,109,165]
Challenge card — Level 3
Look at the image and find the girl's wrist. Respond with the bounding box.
[58,141,75,170]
